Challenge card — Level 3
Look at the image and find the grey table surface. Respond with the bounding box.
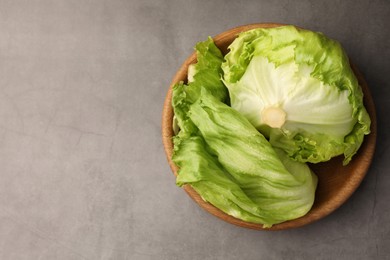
[0,0,389,259]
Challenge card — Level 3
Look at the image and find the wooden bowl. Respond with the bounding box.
[162,23,377,230]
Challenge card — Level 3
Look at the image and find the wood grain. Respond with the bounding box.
[161,23,377,230]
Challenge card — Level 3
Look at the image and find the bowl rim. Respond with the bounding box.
[161,23,377,230]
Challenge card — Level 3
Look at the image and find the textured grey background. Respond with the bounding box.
[0,0,389,259]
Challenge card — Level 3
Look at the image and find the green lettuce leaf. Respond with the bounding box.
[175,89,317,226]
[172,37,227,138]
[222,25,371,164]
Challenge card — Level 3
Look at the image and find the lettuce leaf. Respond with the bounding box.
[171,37,317,227]
[172,37,227,138]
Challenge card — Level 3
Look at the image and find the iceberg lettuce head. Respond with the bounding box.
[222,26,371,164]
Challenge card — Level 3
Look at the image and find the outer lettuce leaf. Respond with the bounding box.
[186,37,227,102]
[222,25,371,164]
[181,89,318,226]
[172,37,227,138]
